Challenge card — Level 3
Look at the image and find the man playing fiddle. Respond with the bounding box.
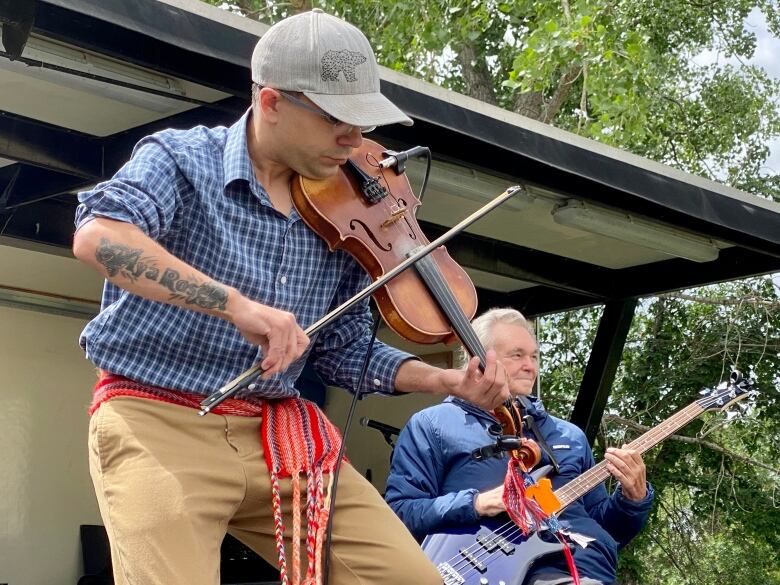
[72,10,508,585]
[385,308,654,585]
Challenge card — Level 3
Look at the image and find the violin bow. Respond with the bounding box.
[198,185,525,415]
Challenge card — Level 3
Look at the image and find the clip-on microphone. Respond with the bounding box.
[471,435,524,462]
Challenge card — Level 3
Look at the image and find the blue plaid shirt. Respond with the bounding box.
[75,110,412,398]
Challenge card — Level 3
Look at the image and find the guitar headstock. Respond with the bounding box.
[697,370,755,412]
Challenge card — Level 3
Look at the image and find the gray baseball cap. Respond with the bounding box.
[251,9,413,128]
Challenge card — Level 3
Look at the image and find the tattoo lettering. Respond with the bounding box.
[159,268,228,311]
[94,238,228,311]
[95,238,157,281]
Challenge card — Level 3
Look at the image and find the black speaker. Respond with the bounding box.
[221,533,280,585]
[78,525,112,585]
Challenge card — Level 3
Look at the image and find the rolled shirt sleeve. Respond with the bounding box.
[75,134,184,239]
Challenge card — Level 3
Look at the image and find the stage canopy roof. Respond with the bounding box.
[2,0,779,437]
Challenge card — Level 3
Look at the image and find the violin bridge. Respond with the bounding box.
[382,201,408,226]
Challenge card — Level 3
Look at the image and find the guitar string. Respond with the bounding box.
[437,408,707,579]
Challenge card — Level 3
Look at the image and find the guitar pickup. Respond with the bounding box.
[477,532,515,555]
[458,548,487,573]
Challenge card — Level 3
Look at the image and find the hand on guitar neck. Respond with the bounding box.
[604,446,648,501]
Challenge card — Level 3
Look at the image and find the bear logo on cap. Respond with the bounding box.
[321,49,367,83]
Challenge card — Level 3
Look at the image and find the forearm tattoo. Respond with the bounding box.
[95,238,228,311]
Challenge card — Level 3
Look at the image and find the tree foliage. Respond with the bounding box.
[207,0,780,199]
[538,279,780,584]
[203,1,780,581]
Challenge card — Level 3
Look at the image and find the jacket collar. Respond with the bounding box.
[446,394,549,423]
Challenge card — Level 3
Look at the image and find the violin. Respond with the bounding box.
[292,139,541,469]
[197,148,524,415]
[291,138,477,345]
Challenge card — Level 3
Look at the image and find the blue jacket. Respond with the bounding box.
[385,396,654,585]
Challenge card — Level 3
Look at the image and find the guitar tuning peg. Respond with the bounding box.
[699,387,711,396]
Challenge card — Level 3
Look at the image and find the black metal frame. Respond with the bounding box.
[570,299,639,443]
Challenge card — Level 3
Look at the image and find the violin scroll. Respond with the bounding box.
[493,398,542,469]
[515,437,542,469]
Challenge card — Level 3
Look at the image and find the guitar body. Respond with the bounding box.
[422,517,564,585]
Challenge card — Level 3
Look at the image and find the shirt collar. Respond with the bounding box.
[223,108,257,190]
[221,109,301,222]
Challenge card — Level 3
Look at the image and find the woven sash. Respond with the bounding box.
[91,372,343,585]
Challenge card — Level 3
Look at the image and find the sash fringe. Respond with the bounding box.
[91,372,343,585]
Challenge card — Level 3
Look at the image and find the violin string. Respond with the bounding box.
[368,153,474,345]
[410,265,547,577]
[366,152,421,260]
[415,252,484,360]
[417,253,523,424]
[413,256,544,577]
[366,151,511,383]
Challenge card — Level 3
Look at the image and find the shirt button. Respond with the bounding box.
[373,378,381,387]
[280,275,287,284]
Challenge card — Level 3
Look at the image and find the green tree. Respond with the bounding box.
[206,0,780,200]
[537,281,780,584]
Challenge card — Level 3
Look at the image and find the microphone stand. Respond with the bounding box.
[198,184,526,415]
[360,417,401,448]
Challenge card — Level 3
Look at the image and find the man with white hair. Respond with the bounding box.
[386,308,654,585]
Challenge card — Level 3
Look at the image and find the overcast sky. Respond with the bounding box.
[750,9,780,174]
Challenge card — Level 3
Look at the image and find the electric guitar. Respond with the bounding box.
[421,371,754,585]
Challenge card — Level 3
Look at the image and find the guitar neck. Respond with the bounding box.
[553,402,705,510]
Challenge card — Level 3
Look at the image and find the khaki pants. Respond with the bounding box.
[88,396,441,585]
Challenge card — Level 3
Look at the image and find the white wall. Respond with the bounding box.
[0,244,104,585]
[0,305,103,585]
[325,388,443,493]
[324,346,454,493]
